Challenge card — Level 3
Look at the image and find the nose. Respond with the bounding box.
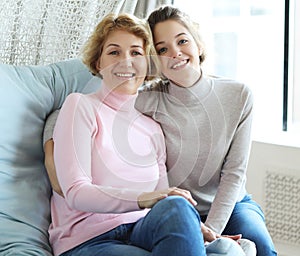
[170,46,182,58]
[121,53,133,67]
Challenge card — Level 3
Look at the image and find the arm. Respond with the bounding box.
[45,94,197,208]
[136,89,199,208]
[44,138,64,197]
[54,93,197,213]
[44,127,232,241]
[45,136,197,210]
[138,187,197,209]
[43,110,64,197]
[205,85,254,234]
[44,128,197,208]
[54,93,143,213]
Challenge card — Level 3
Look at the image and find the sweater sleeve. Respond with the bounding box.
[205,85,254,234]
[136,89,169,190]
[53,93,143,213]
[43,109,59,146]
[152,124,169,190]
[135,87,159,117]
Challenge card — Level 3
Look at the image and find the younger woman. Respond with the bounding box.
[135,5,276,256]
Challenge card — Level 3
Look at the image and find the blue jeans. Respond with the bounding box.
[222,194,277,256]
[61,196,205,256]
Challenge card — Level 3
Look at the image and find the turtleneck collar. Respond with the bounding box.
[96,83,138,112]
[167,73,213,106]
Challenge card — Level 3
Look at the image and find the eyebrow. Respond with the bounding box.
[106,43,144,49]
[155,32,187,47]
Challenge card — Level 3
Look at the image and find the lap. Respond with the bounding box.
[61,238,150,256]
[223,195,277,256]
[223,194,267,237]
[60,224,151,256]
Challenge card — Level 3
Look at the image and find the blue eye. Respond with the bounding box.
[109,51,119,55]
[157,47,167,55]
[178,39,188,45]
[132,51,142,56]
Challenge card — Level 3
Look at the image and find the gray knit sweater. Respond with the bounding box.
[135,74,253,234]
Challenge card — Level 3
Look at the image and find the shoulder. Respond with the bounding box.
[64,92,98,106]
[136,80,169,115]
[209,75,247,89]
[61,92,98,117]
[60,93,82,113]
[138,80,170,98]
[208,75,253,103]
[139,79,169,93]
[64,92,84,105]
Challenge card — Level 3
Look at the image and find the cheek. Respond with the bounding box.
[135,58,148,75]
[159,56,169,71]
[100,65,112,77]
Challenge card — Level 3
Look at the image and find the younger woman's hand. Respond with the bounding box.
[201,222,221,243]
[201,222,242,243]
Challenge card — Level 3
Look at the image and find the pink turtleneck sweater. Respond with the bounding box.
[49,84,167,256]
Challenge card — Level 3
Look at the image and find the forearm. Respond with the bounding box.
[205,177,242,233]
[44,138,64,197]
[206,93,253,233]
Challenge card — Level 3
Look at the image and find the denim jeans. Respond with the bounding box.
[61,196,206,256]
[222,194,277,256]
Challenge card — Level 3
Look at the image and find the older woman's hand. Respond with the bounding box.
[138,187,197,209]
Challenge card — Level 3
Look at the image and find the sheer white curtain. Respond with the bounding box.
[0,0,171,65]
[133,0,172,18]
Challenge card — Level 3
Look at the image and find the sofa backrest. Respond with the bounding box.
[0,58,96,255]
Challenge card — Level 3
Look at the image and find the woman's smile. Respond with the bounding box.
[114,72,136,79]
[171,59,189,70]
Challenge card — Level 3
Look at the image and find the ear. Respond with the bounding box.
[96,64,100,72]
[198,46,205,64]
[96,58,101,72]
[198,47,203,56]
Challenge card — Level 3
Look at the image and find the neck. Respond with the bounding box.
[170,69,202,88]
[97,84,137,112]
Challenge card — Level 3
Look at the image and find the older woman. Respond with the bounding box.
[48,13,204,256]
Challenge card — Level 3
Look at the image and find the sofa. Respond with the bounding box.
[0,58,257,256]
[0,58,97,255]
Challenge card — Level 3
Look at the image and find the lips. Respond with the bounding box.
[114,72,136,78]
[171,59,188,69]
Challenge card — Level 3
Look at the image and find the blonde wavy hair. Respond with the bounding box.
[81,13,160,81]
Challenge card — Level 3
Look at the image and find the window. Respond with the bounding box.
[290,0,300,131]
[173,0,300,145]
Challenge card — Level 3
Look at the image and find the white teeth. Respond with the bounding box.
[172,60,187,69]
[115,73,135,77]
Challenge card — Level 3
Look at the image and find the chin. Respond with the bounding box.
[115,85,139,95]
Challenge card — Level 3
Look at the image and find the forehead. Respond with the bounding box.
[153,20,190,42]
[103,29,145,48]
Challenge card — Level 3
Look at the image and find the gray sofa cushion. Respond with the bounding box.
[0,59,93,255]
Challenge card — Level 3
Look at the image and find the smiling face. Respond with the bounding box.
[153,19,202,87]
[98,29,148,95]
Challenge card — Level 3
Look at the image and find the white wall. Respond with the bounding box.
[247,140,300,256]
